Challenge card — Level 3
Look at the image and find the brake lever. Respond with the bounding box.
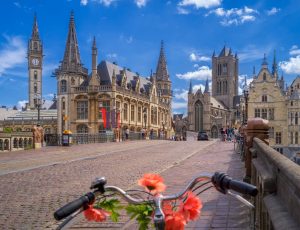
[227,190,254,209]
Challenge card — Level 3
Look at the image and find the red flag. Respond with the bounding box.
[101,108,107,129]
[117,112,120,128]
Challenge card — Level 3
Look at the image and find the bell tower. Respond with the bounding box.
[28,13,43,109]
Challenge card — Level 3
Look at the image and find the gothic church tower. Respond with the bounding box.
[55,11,88,134]
[28,14,43,109]
[212,46,238,109]
[155,41,172,106]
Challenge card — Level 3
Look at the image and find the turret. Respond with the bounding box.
[272,50,278,79]
[262,53,268,69]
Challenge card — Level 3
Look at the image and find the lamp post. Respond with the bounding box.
[243,86,249,125]
[35,96,45,123]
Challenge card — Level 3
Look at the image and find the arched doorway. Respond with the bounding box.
[195,100,203,132]
[211,125,218,138]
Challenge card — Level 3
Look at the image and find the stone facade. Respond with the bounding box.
[187,47,240,137]
[55,12,172,137]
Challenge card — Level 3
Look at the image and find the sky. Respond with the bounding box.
[1,0,300,115]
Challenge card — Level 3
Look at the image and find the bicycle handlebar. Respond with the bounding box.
[54,192,95,221]
[54,172,258,223]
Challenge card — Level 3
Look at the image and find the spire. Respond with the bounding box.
[62,11,82,70]
[31,13,40,40]
[244,75,247,89]
[212,50,215,57]
[92,36,97,74]
[272,50,278,78]
[156,40,169,81]
[204,78,209,93]
[262,53,268,68]
[188,80,193,94]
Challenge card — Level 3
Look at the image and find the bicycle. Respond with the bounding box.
[54,172,258,230]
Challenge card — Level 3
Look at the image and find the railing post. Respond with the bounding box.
[244,118,269,182]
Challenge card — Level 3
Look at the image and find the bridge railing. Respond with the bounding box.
[243,118,300,230]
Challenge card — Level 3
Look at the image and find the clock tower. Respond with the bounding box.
[28,14,43,109]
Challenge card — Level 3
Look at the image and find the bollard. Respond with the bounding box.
[244,118,269,182]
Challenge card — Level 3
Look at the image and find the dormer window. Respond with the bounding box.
[262,95,267,102]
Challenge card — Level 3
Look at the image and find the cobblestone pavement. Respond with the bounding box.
[0,139,223,229]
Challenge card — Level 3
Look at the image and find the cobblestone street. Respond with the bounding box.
[0,139,250,229]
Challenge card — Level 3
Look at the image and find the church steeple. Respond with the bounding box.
[204,78,209,93]
[156,40,169,81]
[262,53,268,69]
[31,13,40,40]
[272,50,278,78]
[188,80,193,94]
[61,11,82,72]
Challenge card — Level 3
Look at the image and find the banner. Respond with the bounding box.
[101,108,106,129]
[111,110,116,128]
[106,110,110,129]
[117,112,120,128]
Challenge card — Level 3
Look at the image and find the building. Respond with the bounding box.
[0,15,57,135]
[55,12,172,137]
[187,46,240,137]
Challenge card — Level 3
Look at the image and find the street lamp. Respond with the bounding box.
[243,86,249,125]
[34,96,45,122]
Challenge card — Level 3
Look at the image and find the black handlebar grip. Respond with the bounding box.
[226,178,258,196]
[54,192,95,221]
[212,172,258,197]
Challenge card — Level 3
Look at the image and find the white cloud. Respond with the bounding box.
[80,0,88,5]
[176,66,212,80]
[192,84,205,93]
[0,35,26,77]
[135,0,148,8]
[178,0,222,9]
[238,45,273,62]
[174,90,188,101]
[106,53,118,59]
[289,45,300,56]
[177,6,190,15]
[279,56,300,74]
[172,101,187,109]
[266,7,280,16]
[120,34,133,44]
[99,0,117,7]
[189,53,210,62]
[207,6,258,26]
[238,75,253,94]
[17,100,27,110]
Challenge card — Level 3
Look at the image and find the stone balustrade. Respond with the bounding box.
[244,118,300,230]
[0,132,34,151]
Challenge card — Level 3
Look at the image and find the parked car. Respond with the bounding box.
[198,131,209,141]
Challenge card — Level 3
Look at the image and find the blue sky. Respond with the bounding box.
[1,0,300,114]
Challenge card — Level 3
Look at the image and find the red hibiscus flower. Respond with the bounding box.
[165,211,186,230]
[179,192,203,221]
[84,205,111,222]
[138,173,166,194]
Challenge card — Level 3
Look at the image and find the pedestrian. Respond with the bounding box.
[150,129,154,140]
[141,128,145,139]
[125,128,129,140]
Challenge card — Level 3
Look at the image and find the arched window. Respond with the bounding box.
[34,42,38,51]
[77,124,88,133]
[77,101,88,120]
[195,100,203,132]
[295,112,298,125]
[262,95,267,102]
[61,80,67,93]
[34,71,37,80]
[263,73,266,81]
[124,103,128,121]
[131,105,135,122]
[62,97,65,110]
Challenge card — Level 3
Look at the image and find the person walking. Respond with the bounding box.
[125,128,129,140]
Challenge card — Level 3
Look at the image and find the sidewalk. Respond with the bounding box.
[161,141,250,230]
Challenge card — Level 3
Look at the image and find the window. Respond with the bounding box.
[262,95,267,102]
[34,71,37,80]
[290,112,294,125]
[131,105,135,122]
[261,108,267,119]
[275,132,282,144]
[269,127,274,138]
[61,80,67,93]
[71,78,75,85]
[291,101,293,106]
[290,132,294,144]
[62,97,65,110]
[34,42,38,51]
[295,132,299,144]
[255,108,260,118]
[295,113,298,125]
[223,63,227,74]
[77,101,88,120]
[268,108,274,120]
[138,106,142,122]
[34,83,37,93]
[124,103,128,121]
[98,101,110,119]
[263,73,266,81]
[77,124,88,133]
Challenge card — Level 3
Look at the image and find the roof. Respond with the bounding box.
[0,108,19,121]
[219,46,232,57]
[210,97,227,109]
[97,61,152,94]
